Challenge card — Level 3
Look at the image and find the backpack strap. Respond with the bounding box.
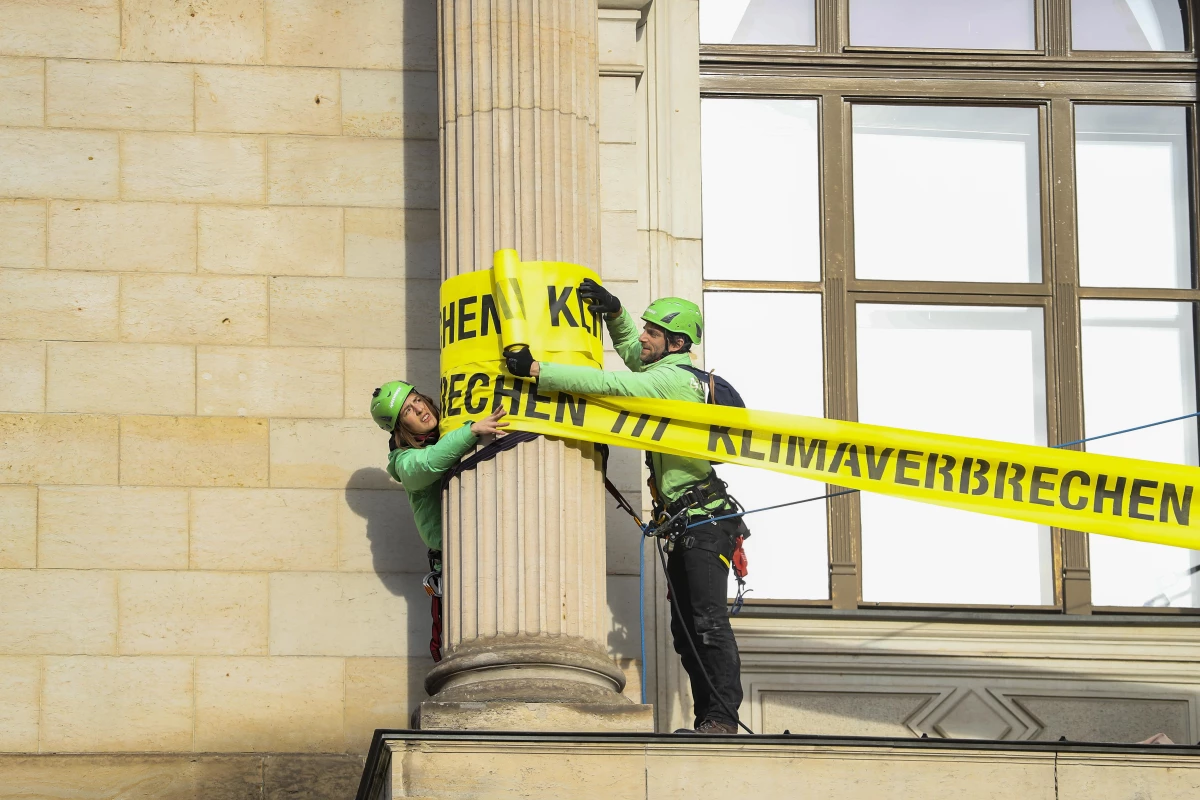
[676,364,717,404]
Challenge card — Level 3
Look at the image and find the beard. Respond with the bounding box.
[639,344,666,364]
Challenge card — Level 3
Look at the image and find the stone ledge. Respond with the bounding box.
[417,701,655,733]
[359,730,1200,800]
[0,753,364,800]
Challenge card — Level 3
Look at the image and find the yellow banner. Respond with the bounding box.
[440,249,604,375]
[441,254,1200,550]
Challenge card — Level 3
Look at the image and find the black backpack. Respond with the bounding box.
[642,365,747,477]
[677,365,746,408]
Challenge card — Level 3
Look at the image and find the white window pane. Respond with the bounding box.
[1072,0,1187,51]
[852,105,1042,283]
[850,0,1036,50]
[1081,300,1200,608]
[1076,106,1191,289]
[700,0,815,45]
[702,99,821,282]
[704,291,827,600]
[857,304,1053,605]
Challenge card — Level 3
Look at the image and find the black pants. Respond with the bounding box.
[666,517,743,728]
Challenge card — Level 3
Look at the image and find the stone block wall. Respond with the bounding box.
[0,0,646,775]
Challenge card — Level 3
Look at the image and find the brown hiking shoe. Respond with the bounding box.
[694,718,738,735]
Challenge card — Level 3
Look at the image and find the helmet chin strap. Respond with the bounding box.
[645,342,687,365]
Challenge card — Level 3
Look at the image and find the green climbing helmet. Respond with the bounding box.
[370,380,416,432]
[642,297,703,345]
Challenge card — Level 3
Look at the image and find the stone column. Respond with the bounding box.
[420,0,652,731]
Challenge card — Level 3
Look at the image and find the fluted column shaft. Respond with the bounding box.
[426,0,624,705]
[441,0,601,273]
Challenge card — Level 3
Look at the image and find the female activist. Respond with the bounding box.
[370,379,507,660]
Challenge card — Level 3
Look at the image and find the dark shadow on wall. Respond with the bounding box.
[344,468,427,598]
[344,468,436,714]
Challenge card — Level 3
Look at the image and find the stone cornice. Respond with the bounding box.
[732,616,1200,663]
[597,0,651,11]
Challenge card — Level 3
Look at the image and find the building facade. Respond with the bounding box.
[0,0,1196,797]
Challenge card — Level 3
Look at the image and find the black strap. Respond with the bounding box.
[674,532,729,557]
[443,432,617,496]
[440,430,540,489]
[604,476,643,527]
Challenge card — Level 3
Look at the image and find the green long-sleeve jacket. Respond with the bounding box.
[538,307,713,506]
[386,423,478,551]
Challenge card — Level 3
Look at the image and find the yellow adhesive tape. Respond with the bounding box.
[441,253,1200,551]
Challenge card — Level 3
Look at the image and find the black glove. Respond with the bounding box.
[504,345,534,378]
[578,278,621,316]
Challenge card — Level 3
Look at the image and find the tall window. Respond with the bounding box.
[699,0,1197,612]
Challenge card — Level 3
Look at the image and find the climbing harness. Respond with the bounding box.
[646,455,748,537]
[641,456,755,613]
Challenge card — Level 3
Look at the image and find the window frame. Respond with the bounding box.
[699,0,1199,616]
[699,0,1195,59]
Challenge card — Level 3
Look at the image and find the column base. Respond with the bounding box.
[416,701,654,732]
[425,636,630,703]
[422,636,653,730]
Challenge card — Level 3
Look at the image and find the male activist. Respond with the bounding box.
[503,280,745,735]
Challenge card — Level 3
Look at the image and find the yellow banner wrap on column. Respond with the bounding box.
[439,253,1200,551]
[439,249,605,378]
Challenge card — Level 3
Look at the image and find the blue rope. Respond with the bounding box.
[681,410,1200,530]
[686,488,858,529]
[1053,411,1200,450]
[638,533,646,705]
